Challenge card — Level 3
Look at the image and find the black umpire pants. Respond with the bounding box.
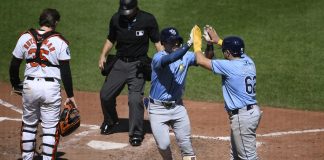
[100,59,145,137]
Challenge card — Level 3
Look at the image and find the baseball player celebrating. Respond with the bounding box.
[9,8,77,160]
[193,25,262,160]
[146,26,199,160]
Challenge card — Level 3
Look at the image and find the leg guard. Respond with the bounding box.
[20,122,38,160]
[41,125,60,160]
[183,155,197,160]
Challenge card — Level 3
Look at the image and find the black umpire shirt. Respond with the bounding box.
[107,10,160,58]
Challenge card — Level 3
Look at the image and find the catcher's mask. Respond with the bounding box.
[119,0,138,16]
[222,36,245,57]
[59,102,80,136]
[160,27,183,53]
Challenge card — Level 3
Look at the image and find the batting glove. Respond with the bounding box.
[187,28,194,47]
[192,25,202,52]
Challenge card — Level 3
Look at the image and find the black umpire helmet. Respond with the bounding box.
[39,8,60,28]
[160,27,183,46]
[119,0,138,16]
[222,36,245,57]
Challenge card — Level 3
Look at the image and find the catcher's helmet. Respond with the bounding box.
[222,36,245,57]
[119,0,138,16]
[160,27,183,46]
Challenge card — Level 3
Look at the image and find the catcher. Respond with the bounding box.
[9,8,78,160]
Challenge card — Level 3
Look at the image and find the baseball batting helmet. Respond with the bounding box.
[119,0,138,16]
[160,27,183,46]
[222,36,245,57]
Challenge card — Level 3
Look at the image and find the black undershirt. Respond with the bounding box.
[9,56,74,97]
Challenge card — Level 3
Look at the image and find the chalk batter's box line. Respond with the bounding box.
[1,98,324,142]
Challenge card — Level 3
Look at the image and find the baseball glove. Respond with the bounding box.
[59,102,80,136]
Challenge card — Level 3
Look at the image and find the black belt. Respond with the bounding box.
[229,104,257,116]
[27,76,54,82]
[149,98,176,108]
[118,56,140,63]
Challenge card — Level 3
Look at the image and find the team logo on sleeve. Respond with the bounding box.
[66,47,71,56]
[179,63,184,73]
[136,30,144,36]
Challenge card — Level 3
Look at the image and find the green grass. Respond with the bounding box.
[1,0,323,111]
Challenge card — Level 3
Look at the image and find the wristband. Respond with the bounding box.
[217,39,223,46]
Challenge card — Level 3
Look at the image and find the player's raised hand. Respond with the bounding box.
[203,25,213,44]
[205,25,222,46]
[192,25,202,52]
[187,27,194,47]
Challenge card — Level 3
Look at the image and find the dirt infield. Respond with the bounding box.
[1,81,324,160]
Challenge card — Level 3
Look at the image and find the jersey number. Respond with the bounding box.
[28,48,49,67]
[245,76,256,94]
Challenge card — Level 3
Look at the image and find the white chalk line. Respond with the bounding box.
[0,117,21,122]
[0,99,23,114]
[1,98,324,146]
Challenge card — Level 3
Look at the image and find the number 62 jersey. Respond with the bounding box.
[211,53,257,111]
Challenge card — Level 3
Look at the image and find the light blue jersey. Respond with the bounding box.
[150,50,196,101]
[211,54,257,111]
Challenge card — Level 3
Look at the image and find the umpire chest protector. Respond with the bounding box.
[26,28,65,67]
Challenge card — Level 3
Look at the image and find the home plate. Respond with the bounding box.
[87,140,128,150]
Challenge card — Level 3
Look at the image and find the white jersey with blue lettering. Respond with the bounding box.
[211,54,257,111]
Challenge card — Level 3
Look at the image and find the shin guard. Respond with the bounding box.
[20,122,38,160]
[41,125,60,160]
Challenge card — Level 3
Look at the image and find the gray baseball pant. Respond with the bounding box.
[100,59,145,137]
[230,105,262,160]
[148,101,195,160]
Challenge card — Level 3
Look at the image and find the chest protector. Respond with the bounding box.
[26,28,66,67]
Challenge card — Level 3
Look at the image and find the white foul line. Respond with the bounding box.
[258,128,324,137]
[0,99,23,114]
[1,98,324,142]
[0,117,21,122]
[191,128,324,141]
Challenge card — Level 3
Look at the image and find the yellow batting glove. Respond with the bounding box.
[192,25,202,52]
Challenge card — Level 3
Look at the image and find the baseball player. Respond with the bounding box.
[9,8,77,160]
[146,26,199,160]
[193,25,262,160]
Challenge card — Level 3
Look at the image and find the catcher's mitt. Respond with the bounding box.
[59,102,80,136]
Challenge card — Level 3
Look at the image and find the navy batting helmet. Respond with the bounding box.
[119,0,138,16]
[222,36,245,57]
[160,27,183,46]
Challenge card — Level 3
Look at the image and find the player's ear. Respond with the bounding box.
[223,50,230,58]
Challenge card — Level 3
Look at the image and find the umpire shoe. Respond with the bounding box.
[100,122,115,135]
[129,135,143,147]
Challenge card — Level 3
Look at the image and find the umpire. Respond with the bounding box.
[98,0,162,146]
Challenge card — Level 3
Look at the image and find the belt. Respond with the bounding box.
[149,98,176,108]
[228,104,257,116]
[26,76,55,82]
[118,56,140,63]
